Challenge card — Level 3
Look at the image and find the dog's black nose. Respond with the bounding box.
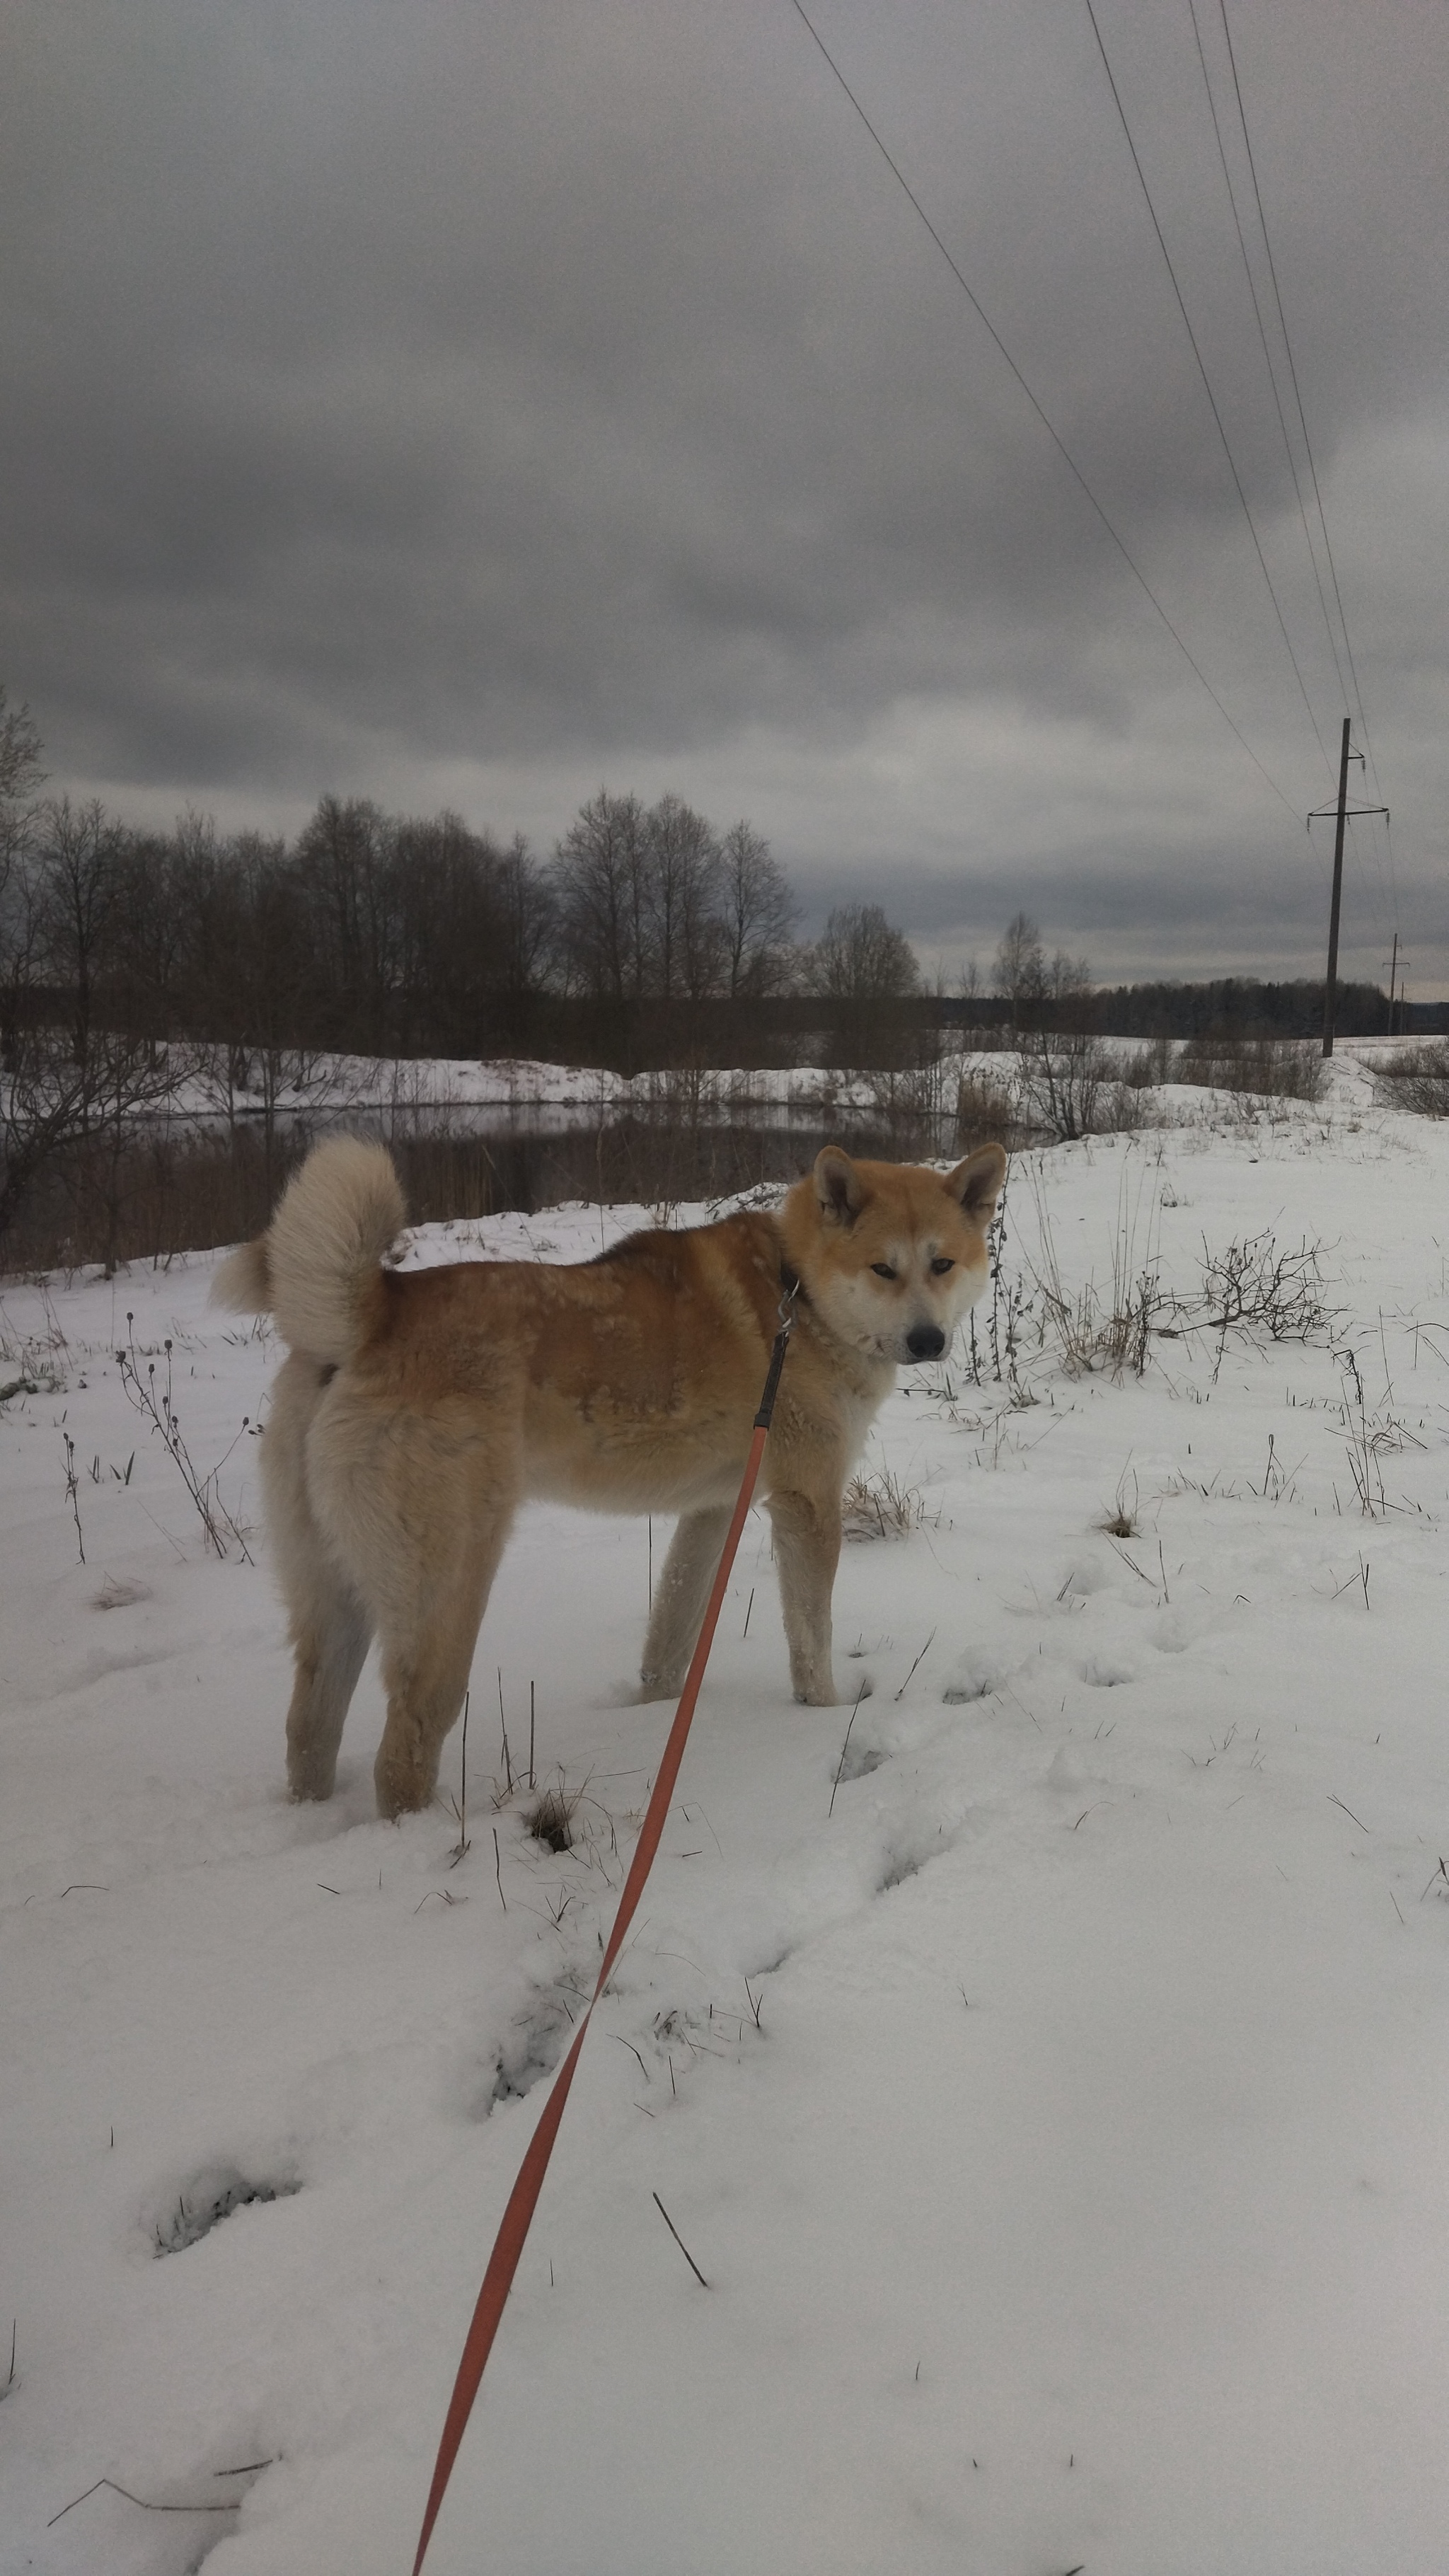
[906,1323,947,1361]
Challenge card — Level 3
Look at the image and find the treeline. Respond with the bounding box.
[950,978,1419,1041]
[1,773,928,1077]
[0,691,1426,1103]
[1083,976,1429,1040]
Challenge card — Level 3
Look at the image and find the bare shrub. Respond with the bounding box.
[1017,1034,1148,1142]
[1177,1034,1324,1102]
[1119,1034,1174,1090]
[1371,1040,1449,1116]
[954,1068,1026,1153]
[1188,1232,1333,1344]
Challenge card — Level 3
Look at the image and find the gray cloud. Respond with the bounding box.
[3,0,1447,988]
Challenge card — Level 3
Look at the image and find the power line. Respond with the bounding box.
[1186,0,1392,942]
[783,0,1310,832]
[1184,0,1350,719]
[1215,0,1399,930]
[1080,0,1336,781]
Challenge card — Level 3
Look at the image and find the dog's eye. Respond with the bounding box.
[870,1262,897,1281]
[930,1257,955,1276]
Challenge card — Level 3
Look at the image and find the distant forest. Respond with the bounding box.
[1,694,1434,1086]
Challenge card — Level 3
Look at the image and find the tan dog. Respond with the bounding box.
[214,1135,1007,1816]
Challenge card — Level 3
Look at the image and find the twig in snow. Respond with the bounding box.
[60,1433,85,1563]
[829,1678,868,1818]
[1327,1794,1370,1832]
[48,2476,239,2526]
[497,1669,514,1793]
[651,2190,709,2288]
[493,1826,507,1910]
[894,1628,937,1701]
[448,1690,472,1866]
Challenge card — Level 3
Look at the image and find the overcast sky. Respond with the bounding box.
[4,0,1447,990]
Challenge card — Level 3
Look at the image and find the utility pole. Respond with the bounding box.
[1387,930,1398,1035]
[1309,717,1388,1058]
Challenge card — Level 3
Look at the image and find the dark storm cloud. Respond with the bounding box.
[3,0,1447,982]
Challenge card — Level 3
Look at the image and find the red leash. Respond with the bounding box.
[411,1287,797,2572]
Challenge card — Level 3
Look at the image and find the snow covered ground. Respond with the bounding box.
[5,1062,1449,2575]
[166,1032,1421,1125]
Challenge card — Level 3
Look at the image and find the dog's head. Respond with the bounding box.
[781,1143,1008,1367]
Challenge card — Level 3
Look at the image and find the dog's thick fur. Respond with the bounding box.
[215,1135,1007,1817]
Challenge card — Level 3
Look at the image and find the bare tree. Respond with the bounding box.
[494,833,556,1003]
[552,790,653,1000]
[718,821,797,999]
[295,797,395,1048]
[993,910,1045,1038]
[807,901,922,1070]
[0,795,186,1265]
[33,798,125,1070]
[644,794,723,1002]
[0,688,45,872]
[1,687,47,1080]
[811,903,920,1003]
[1012,945,1114,1140]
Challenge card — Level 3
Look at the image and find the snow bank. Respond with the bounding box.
[4,1085,1449,2573]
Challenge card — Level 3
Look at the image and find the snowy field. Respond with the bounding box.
[4,1061,1449,2575]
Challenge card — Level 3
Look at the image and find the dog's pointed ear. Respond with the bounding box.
[945,1142,1008,1221]
[814,1145,867,1223]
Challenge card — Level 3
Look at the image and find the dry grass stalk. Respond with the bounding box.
[841,1466,925,1541]
[115,1327,253,1559]
[525,1783,578,1853]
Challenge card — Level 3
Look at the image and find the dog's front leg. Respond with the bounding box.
[640,1505,734,1699]
[766,1486,841,1705]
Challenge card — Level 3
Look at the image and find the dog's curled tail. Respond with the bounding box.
[211,1137,406,1364]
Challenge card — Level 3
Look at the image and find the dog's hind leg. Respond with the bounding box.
[371,1515,513,1819]
[765,1485,842,1706]
[640,1505,734,1699]
[262,1354,376,1801]
[284,1564,374,1803]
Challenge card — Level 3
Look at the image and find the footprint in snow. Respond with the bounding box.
[1081,1655,1136,1688]
[146,2164,300,2256]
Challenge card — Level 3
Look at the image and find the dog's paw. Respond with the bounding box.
[636,1670,686,1704]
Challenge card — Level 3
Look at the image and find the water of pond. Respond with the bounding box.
[241,1097,966,1216]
